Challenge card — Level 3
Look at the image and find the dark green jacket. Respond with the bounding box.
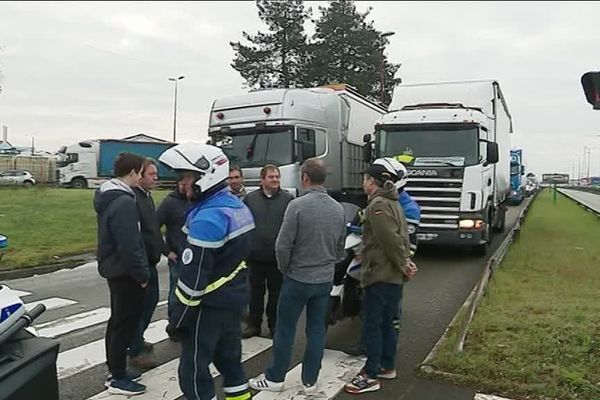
[360,187,411,288]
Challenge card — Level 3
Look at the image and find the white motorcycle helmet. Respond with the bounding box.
[372,157,408,189]
[159,143,230,194]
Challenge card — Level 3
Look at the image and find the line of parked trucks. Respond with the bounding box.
[56,79,522,253]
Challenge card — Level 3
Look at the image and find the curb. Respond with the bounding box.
[0,253,96,281]
[419,193,538,398]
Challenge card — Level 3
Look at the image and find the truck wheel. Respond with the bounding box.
[71,178,87,189]
[492,207,506,233]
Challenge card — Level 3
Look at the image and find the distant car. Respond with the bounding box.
[0,170,36,188]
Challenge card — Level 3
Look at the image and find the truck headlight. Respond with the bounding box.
[459,219,484,229]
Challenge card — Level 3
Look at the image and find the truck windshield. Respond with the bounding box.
[378,124,479,167]
[215,127,294,168]
[510,164,520,175]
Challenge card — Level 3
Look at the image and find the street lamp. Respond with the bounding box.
[379,31,395,104]
[168,75,185,142]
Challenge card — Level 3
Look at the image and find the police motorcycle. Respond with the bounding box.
[0,236,60,400]
[325,202,364,327]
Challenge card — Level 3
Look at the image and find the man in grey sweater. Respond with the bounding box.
[249,158,346,394]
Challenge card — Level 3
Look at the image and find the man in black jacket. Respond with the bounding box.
[94,152,149,396]
[242,164,293,338]
[128,158,164,369]
[157,173,193,326]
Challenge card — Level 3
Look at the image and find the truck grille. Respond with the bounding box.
[405,175,463,230]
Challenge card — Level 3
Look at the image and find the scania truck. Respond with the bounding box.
[367,80,512,254]
[208,84,386,204]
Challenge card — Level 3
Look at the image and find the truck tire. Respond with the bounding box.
[71,178,87,189]
[492,206,506,233]
[473,208,491,256]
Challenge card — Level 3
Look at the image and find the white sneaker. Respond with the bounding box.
[249,373,285,392]
[302,383,318,395]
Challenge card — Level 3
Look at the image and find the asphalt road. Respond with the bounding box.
[558,188,600,214]
[4,202,526,400]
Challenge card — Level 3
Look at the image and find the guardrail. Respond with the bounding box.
[421,192,538,374]
[556,188,600,218]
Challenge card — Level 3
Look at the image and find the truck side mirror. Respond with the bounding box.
[521,166,525,175]
[486,142,499,164]
[362,144,372,163]
[363,134,371,143]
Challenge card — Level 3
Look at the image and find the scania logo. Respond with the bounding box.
[408,169,438,177]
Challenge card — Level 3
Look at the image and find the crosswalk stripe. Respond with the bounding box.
[11,289,32,298]
[474,395,515,400]
[57,319,169,379]
[87,336,273,399]
[35,300,169,338]
[25,297,77,312]
[253,349,365,400]
[35,307,111,338]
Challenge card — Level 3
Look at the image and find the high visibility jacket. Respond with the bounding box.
[170,188,255,330]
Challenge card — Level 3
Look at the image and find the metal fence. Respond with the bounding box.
[0,155,57,183]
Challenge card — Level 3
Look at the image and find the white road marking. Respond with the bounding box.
[36,307,111,338]
[25,297,77,312]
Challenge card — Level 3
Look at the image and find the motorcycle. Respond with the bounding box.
[0,284,59,400]
[326,203,364,327]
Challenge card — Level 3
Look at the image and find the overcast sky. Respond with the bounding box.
[1,1,600,177]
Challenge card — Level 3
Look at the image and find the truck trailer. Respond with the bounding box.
[57,139,177,188]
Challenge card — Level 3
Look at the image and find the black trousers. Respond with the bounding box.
[248,261,282,332]
[106,276,146,379]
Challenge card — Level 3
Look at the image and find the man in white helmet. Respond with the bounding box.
[345,157,417,395]
[158,143,255,400]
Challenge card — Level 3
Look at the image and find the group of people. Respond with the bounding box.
[93,142,419,398]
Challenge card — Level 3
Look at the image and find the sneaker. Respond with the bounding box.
[242,326,261,339]
[377,368,397,380]
[344,372,380,394]
[107,378,146,396]
[130,353,157,369]
[249,373,285,392]
[302,383,319,395]
[105,370,142,387]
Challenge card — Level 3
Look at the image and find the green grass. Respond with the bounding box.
[0,187,169,270]
[428,189,600,400]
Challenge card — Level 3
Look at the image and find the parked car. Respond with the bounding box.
[0,170,36,187]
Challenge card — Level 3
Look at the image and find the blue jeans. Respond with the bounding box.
[179,306,247,400]
[362,282,403,378]
[129,265,159,357]
[266,276,332,386]
[167,259,180,319]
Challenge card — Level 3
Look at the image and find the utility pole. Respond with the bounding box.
[168,75,185,142]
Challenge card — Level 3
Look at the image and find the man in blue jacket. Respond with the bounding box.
[159,143,255,400]
[94,152,149,396]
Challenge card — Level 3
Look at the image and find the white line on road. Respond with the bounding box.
[86,336,273,399]
[37,299,168,339]
[474,395,517,400]
[253,349,365,400]
[25,297,77,312]
[57,319,169,379]
[35,307,111,338]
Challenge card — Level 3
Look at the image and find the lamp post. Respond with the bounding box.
[379,31,395,104]
[169,75,185,142]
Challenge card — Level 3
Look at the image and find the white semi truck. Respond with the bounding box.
[208,84,386,204]
[367,80,512,253]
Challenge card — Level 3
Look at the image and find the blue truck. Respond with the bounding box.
[509,149,525,204]
[57,139,178,188]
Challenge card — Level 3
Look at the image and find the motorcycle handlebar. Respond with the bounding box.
[0,304,46,346]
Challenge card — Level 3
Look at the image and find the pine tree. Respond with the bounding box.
[307,0,401,105]
[230,0,311,89]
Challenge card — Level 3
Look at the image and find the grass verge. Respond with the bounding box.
[0,187,168,270]
[424,189,600,400]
